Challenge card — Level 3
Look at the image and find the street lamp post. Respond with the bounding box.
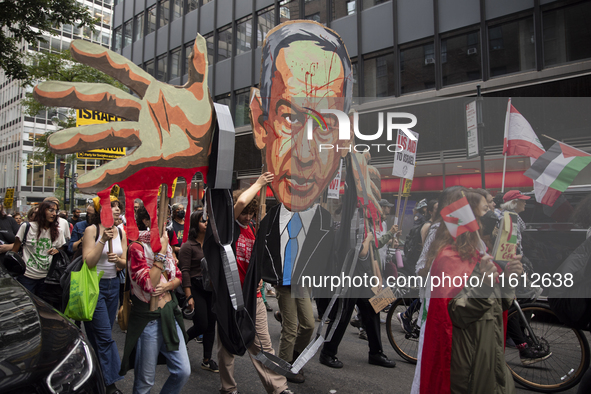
[476,85,486,189]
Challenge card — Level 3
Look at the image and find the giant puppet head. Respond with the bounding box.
[33,36,216,251]
[249,21,356,212]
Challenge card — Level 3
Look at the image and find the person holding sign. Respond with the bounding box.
[411,189,523,394]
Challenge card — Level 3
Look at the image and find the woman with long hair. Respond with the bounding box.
[120,206,190,394]
[179,210,219,372]
[12,200,66,300]
[82,198,127,394]
[411,189,523,394]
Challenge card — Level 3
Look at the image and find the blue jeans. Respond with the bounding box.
[133,318,191,394]
[84,277,123,386]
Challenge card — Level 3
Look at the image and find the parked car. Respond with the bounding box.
[0,260,105,394]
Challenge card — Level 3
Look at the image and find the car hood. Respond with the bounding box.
[0,275,80,392]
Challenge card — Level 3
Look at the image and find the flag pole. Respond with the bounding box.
[501,98,512,192]
[541,134,560,143]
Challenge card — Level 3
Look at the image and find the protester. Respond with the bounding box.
[168,203,186,256]
[493,192,505,220]
[82,197,127,394]
[413,199,428,225]
[411,189,523,394]
[13,212,22,226]
[70,208,82,225]
[0,202,19,264]
[26,206,38,222]
[69,204,95,255]
[12,200,66,303]
[500,190,529,252]
[377,199,395,268]
[572,193,591,238]
[179,210,219,373]
[420,200,438,243]
[120,206,190,394]
[216,172,294,394]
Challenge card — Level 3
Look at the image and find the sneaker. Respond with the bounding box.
[397,313,412,335]
[350,316,362,329]
[195,335,203,343]
[519,346,552,365]
[265,302,273,312]
[274,311,283,323]
[286,373,305,384]
[267,289,276,297]
[358,329,368,341]
[201,359,220,373]
[280,390,294,394]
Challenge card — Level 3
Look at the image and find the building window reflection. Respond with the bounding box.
[332,0,355,20]
[280,0,299,23]
[218,25,233,61]
[364,51,395,97]
[123,19,132,47]
[134,12,144,42]
[489,17,535,77]
[543,1,591,67]
[400,41,435,94]
[441,30,481,87]
[157,54,168,81]
[147,5,157,34]
[234,88,250,127]
[257,7,274,48]
[236,17,252,55]
[170,47,181,79]
[159,0,170,29]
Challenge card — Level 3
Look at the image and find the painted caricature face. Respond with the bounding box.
[252,41,351,212]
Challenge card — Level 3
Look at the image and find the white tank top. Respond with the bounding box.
[95,227,123,279]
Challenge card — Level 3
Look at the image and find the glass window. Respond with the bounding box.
[234,88,250,127]
[44,163,54,187]
[146,60,155,76]
[123,19,133,47]
[400,42,435,94]
[101,33,110,46]
[352,60,358,98]
[134,13,144,42]
[185,41,194,75]
[332,0,355,20]
[280,0,299,23]
[489,17,535,77]
[441,31,481,87]
[63,24,73,33]
[257,7,274,47]
[170,47,181,79]
[147,5,157,34]
[51,36,61,52]
[157,54,167,81]
[113,27,122,51]
[216,94,231,107]
[218,25,232,61]
[206,34,214,64]
[103,10,112,26]
[305,0,326,24]
[362,0,390,10]
[33,160,43,187]
[364,51,395,97]
[187,0,198,14]
[236,17,252,55]
[202,0,212,3]
[159,0,170,29]
[172,0,183,20]
[543,2,591,67]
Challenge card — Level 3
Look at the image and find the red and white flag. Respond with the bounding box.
[503,98,561,206]
[440,196,479,239]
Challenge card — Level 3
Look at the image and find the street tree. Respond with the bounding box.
[1,0,97,81]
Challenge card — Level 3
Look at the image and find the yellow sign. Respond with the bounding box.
[158,178,178,198]
[76,109,126,160]
[3,189,14,209]
[402,178,413,197]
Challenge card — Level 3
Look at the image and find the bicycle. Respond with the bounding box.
[386,297,590,392]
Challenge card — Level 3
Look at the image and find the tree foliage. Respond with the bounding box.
[0,0,97,81]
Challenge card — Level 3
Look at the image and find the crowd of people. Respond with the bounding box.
[1,181,590,394]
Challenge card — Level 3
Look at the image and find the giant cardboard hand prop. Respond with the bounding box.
[33,37,215,251]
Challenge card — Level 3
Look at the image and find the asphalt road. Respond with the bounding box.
[108,296,584,394]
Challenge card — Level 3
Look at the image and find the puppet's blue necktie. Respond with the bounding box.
[283,213,302,285]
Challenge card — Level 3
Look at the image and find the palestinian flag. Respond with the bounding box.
[440,196,479,239]
[524,142,591,192]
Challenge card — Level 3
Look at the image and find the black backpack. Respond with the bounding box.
[403,222,425,271]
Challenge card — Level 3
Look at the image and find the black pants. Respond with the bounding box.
[187,276,216,360]
[317,296,383,357]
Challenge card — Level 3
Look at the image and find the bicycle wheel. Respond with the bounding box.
[505,302,590,392]
[386,298,420,364]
